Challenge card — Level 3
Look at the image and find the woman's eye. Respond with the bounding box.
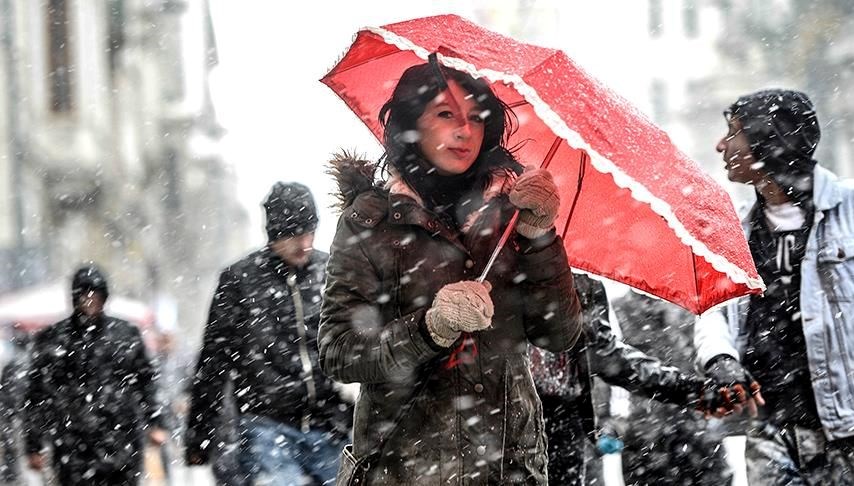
[437,110,455,119]
[469,113,486,123]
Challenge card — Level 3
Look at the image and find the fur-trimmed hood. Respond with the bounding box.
[326,151,378,211]
[327,151,516,217]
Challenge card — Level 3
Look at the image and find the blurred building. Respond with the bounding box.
[0,0,247,345]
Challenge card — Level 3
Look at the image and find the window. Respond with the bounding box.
[683,0,699,38]
[46,0,72,113]
[649,0,663,38]
[107,0,124,72]
[650,80,668,123]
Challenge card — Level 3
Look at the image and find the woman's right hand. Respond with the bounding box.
[425,281,494,347]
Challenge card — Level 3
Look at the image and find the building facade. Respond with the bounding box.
[0,0,247,346]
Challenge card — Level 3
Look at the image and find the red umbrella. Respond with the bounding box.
[322,14,763,314]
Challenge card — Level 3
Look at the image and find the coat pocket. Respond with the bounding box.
[817,237,854,303]
[336,444,373,486]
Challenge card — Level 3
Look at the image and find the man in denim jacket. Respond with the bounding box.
[695,89,854,484]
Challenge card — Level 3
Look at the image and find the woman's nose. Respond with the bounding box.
[716,137,726,153]
[455,121,471,139]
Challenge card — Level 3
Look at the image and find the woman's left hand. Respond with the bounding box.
[509,167,560,239]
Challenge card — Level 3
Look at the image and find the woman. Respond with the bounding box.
[319,61,583,484]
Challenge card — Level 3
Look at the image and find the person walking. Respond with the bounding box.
[695,89,854,484]
[319,59,583,484]
[24,264,167,486]
[185,182,351,485]
[530,276,708,485]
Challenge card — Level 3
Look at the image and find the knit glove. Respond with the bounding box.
[700,355,764,417]
[509,167,560,239]
[425,281,494,347]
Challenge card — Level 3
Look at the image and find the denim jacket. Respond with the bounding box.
[695,166,854,440]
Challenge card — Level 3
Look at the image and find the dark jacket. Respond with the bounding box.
[1,346,28,480]
[531,275,700,437]
[319,158,583,484]
[186,247,351,463]
[24,313,162,472]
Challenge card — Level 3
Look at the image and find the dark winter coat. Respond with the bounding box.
[24,313,162,473]
[530,276,700,437]
[186,248,352,463]
[1,348,28,480]
[318,157,583,484]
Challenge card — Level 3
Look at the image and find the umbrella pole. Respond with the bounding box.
[477,136,563,283]
[477,209,519,283]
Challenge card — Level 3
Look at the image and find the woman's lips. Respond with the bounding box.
[448,148,471,157]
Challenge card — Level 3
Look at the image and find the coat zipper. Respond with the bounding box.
[287,272,317,433]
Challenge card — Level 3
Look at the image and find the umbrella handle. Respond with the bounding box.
[477,209,519,283]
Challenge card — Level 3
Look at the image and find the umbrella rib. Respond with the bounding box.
[561,151,588,239]
[323,43,404,76]
[691,253,701,314]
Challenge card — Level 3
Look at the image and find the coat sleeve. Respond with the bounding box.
[185,269,240,463]
[585,308,699,404]
[24,334,51,455]
[318,216,443,385]
[580,280,697,404]
[694,306,740,369]
[516,232,583,352]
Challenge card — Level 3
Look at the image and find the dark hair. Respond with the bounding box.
[377,63,520,189]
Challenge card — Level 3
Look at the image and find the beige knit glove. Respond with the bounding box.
[425,281,494,347]
[509,167,560,239]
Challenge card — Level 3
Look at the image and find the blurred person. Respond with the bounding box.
[319,60,582,484]
[185,182,352,485]
[24,264,167,486]
[695,89,854,484]
[0,327,29,484]
[613,290,732,486]
[530,275,706,485]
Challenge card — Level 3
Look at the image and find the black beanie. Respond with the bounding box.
[263,182,318,242]
[71,264,109,303]
[727,89,820,206]
[727,89,820,174]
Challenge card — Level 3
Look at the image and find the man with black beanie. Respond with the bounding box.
[695,89,854,484]
[24,264,166,485]
[186,182,351,484]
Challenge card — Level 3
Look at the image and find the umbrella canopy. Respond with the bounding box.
[0,283,156,333]
[322,14,763,314]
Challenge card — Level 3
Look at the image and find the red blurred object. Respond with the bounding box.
[322,14,763,314]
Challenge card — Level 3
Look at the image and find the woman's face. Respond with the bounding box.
[415,80,485,176]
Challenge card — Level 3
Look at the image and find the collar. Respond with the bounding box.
[742,165,842,224]
[384,169,514,233]
[812,165,843,211]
